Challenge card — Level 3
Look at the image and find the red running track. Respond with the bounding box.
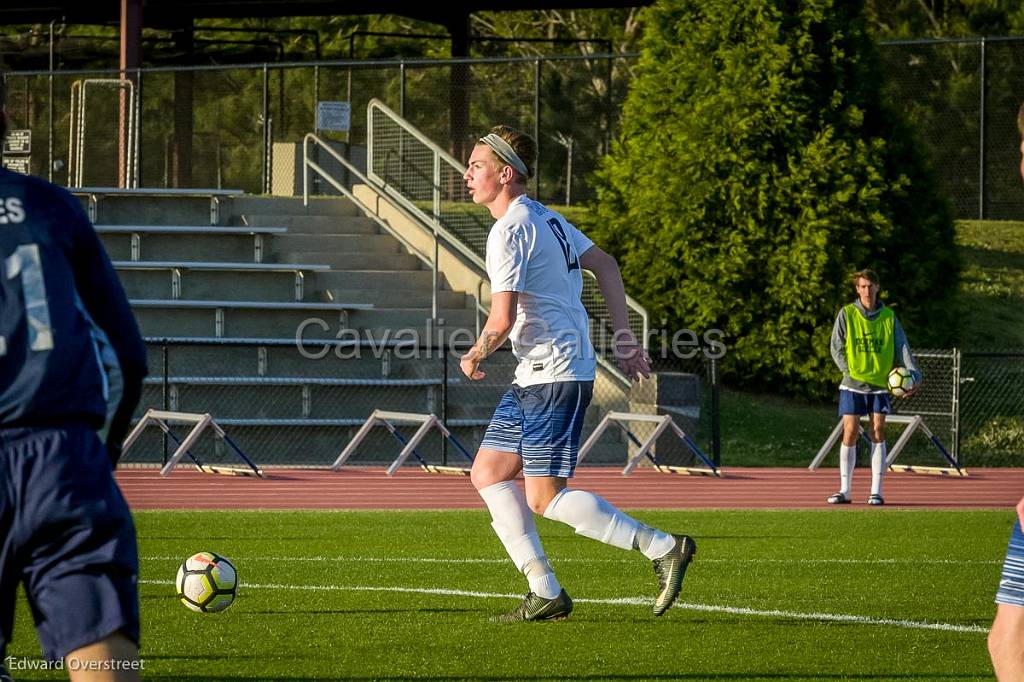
[116,466,1024,511]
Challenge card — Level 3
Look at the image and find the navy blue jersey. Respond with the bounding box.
[0,168,146,428]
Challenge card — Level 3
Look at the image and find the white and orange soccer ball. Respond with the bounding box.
[887,367,916,398]
[175,551,237,613]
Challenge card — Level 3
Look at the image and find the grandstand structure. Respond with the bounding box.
[89,103,679,469]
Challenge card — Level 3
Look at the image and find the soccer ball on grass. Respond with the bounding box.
[175,551,237,613]
[887,367,916,398]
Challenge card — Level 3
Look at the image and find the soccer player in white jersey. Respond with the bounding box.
[460,125,696,622]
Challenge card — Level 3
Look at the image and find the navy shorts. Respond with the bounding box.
[480,381,593,478]
[838,390,892,416]
[996,519,1024,607]
[0,424,139,662]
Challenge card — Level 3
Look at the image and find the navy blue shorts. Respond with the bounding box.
[480,381,593,478]
[0,424,139,662]
[996,519,1024,607]
[838,390,892,416]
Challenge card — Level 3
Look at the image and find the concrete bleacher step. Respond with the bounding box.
[243,214,378,234]
[267,232,402,255]
[279,251,421,270]
[315,269,438,291]
[321,287,466,308]
[270,233,404,256]
[230,196,361,217]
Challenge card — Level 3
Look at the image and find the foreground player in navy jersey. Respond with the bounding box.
[1,76,147,681]
[461,125,696,622]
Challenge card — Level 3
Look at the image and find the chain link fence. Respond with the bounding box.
[5,42,1024,219]
[6,39,1024,217]
[878,37,1024,220]
[1,54,632,209]
[126,338,653,470]
[961,351,1024,466]
[124,340,1018,470]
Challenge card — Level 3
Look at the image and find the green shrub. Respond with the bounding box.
[591,0,959,397]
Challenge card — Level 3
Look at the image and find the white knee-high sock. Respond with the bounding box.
[543,488,675,559]
[478,481,561,599]
[839,444,856,496]
[871,441,887,497]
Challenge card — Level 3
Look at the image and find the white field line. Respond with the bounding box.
[142,578,988,634]
[143,555,1000,566]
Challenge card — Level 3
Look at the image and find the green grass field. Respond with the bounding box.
[6,509,1007,680]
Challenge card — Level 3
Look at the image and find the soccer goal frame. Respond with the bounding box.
[332,410,475,476]
[808,414,966,477]
[121,409,264,477]
[578,411,721,477]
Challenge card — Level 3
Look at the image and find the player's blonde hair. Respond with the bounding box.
[479,125,536,182]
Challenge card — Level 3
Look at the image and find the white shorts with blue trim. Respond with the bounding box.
[479,381,593,478]
[996,520,1024,607]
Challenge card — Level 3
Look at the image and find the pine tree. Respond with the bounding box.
[592,0,959,396]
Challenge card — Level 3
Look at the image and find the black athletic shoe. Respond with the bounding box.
[827,492,851,504]
[652,534,697,616]
[867,493,885,505]
[491,589,573,623]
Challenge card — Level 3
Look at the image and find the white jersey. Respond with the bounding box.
[486,194,597,387]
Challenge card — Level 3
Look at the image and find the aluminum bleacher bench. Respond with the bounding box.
[113,261,331,301]
[130,299,374,338]
[71,187,244,225]
[130,299,372,310]
[97,226,287,263]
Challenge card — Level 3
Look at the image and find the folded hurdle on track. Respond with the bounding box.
[122,409,264,477]
[808,414,966,476]
[578,411,721,477]
[332,410,475,476]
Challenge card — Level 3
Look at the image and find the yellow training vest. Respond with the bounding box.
[844,303,895,387]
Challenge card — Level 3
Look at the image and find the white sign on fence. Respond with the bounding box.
[316,101,351,132]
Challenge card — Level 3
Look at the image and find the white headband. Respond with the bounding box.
[480,133,528,178]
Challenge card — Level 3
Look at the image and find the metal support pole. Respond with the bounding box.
[710,355,721,466]
[952,347,961,464]
[432,152,440,323]
[162,344,169,466]
[534,59,541,200]
[979,37,986,220]
[262,64,270,194]
[48,20,55,182]
[440,320,448,466]
[399,62,406,118]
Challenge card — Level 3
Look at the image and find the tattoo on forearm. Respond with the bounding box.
[477,331,499,359]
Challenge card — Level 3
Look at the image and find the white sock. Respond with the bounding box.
[634,524,677,560]
[523,558,561,599]
[542,488,641,551]
[871,441,887,497]
[478,481,561,598]
[839,444,856,496]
